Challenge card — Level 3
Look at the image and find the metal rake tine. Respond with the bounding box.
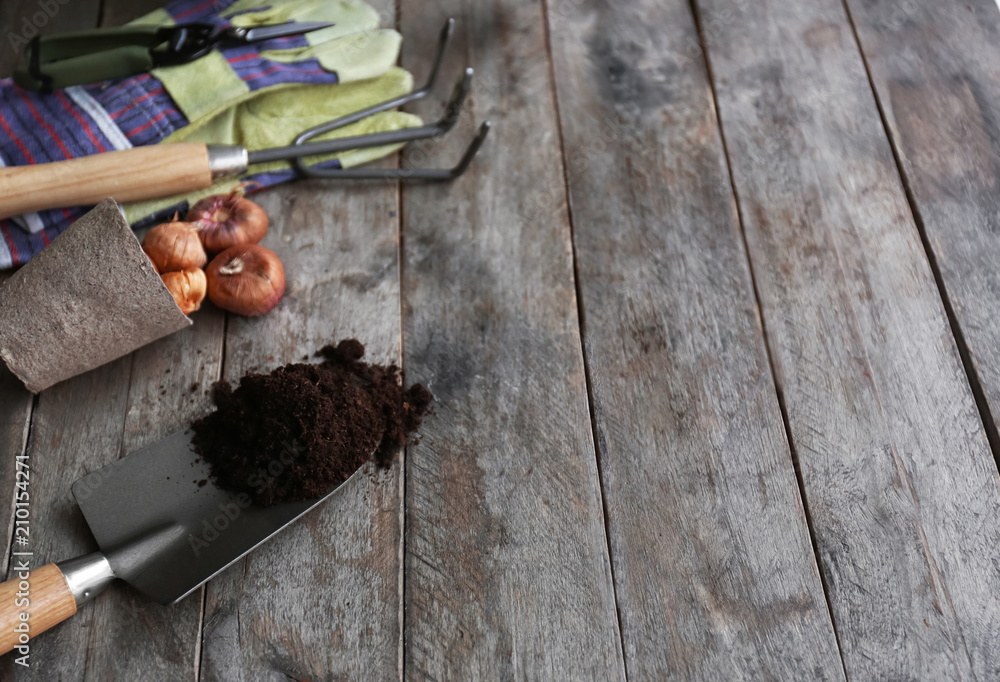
[274,68,475,172]
[418,17,454,98]
[438,67,473,133]
[294,121,491,181]
[444,121,492,178]
[291,18,455,146]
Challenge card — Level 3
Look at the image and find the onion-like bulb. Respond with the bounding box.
[142,219,206,273]
[161,268,207,315]
[206,245,285,316]
[188,186,268,254]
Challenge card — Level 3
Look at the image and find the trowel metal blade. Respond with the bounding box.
[71,429,362,605]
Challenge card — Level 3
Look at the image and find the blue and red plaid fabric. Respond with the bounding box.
[0,0,344,268]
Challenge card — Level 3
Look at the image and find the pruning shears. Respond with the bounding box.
[13,21,333,92]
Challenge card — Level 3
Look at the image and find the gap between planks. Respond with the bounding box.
[2,391,37,579]
[395,8,405,681]
[683,1,852,678]
[837,0,1000,471]
[196,302,230,682]
[691,0,1000,677]
[537,0,630,677]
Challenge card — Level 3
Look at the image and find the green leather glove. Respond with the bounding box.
[122,0,420,224]
[0,0,419,266]
[124,67,419,223]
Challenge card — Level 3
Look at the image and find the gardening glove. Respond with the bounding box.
[123,67,419,226]
[0,0,419,268]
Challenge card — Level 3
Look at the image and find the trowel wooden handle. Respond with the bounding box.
[0,143,213,220]
[0,563,76,656]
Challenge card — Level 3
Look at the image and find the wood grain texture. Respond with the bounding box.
[7,357,134,680]
[197,175,403,682]
[0,144,213,220]
[544,0,845,678]
[693,0,1000,678]
[843,1,1000,457]
[399,1,625,679]
[0,563,76,656]
[6,295,222,680]
[81,314,225,680]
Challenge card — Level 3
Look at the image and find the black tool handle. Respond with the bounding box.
[13,26,167,90]
[9,24,220,90]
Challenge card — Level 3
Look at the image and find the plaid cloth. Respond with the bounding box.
[0,0,397,268]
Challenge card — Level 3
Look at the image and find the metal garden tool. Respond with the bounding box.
[0,429,370,655]
[14,20,336,91]
[0,20,489,221]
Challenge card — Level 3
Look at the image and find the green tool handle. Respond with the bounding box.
[13,26,167,91]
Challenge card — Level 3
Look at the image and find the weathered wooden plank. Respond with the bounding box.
[2,314,219,681]
[544,0,846,678]
[198,0,403,666]
[77,318,225,680]
[4,340,219,678]
[12,320,225,682]
[692,0,1000,678]
[197,176,404,681]
[843,0,1000,453]
[9,358,132,679]
[398,1,625,679]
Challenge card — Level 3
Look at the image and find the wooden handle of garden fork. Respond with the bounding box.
[0,143,213,219]
[0,563,76,656]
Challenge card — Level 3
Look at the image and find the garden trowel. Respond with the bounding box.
[0,428,366,656]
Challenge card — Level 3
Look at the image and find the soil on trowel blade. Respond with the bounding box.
[192,339,432,506]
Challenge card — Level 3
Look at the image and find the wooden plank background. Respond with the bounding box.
[842,0,1000,455]
[1,0,1000,679]
[198,168,403,679]
[398,0,625,678]
[692,0,1000,678]
[545,0,845,678]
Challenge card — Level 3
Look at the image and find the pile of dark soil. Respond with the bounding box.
[191,339,432,506]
